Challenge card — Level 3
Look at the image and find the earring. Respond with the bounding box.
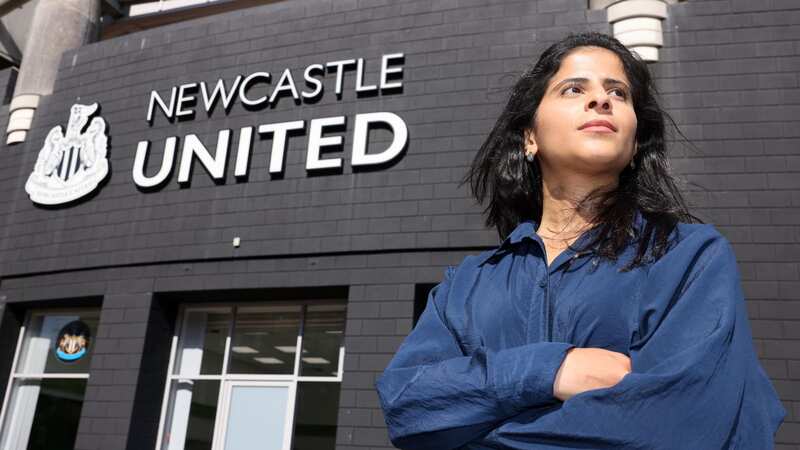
[525,152,535,163]
[630,158,636,169]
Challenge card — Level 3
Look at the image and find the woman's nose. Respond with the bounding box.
[588,91,611,110]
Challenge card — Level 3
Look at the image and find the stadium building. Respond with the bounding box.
[0,0,796,449]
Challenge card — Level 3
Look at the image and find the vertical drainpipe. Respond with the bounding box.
[589,0,676,63]
[6,0,101,145]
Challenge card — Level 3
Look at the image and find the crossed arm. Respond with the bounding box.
[375,234,785,450]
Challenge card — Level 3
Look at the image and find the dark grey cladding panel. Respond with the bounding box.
[0,0,607,276]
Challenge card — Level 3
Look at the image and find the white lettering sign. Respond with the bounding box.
[146,53,404,120]
[137,52,407,189]
[133,113,408,187]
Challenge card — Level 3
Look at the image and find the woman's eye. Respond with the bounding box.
[561,85,628,99]
[611,88,628,99]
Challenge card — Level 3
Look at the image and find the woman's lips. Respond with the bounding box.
[579,119,617,132]
[581,125,615,133]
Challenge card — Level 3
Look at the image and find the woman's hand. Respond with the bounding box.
[553,347,631,402]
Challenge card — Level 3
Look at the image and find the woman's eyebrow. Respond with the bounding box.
[551,77,630,93]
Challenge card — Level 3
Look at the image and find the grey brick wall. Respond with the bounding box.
[659,2,800,448]
[0,0,797,449]
[74,292,153,450]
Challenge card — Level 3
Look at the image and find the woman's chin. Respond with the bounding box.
[575,148,626,165]
[565,153,629,176]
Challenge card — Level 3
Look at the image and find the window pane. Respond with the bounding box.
[16,311,99,374]
[291,382,341,450]
[300,305,346,377]
[161,380,220,450]
[224,385,289,450]
[0,379,87,450]
[174,310,231,376]
[25,379,87,450]
[228,306,301,375]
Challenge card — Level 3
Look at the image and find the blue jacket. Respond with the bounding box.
[375,211,786,449]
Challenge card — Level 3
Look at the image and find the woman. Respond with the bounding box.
[374,32,786,449]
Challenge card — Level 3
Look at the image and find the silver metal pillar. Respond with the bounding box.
[6,0,100,144]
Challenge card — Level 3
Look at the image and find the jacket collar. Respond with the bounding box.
[477,209,646,266]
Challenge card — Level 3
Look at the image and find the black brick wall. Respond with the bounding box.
[0,0,797,449]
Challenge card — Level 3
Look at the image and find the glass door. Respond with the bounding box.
[214,381,296,450]
[155,302,346,450]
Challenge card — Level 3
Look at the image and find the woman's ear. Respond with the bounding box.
[524,128,538,156]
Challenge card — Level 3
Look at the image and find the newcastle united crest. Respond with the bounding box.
[54,320,91,363]
[25,102,110,205]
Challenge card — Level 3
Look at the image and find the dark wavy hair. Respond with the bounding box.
[462,31,702,271]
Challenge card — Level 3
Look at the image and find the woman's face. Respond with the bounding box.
[525,46,638,178]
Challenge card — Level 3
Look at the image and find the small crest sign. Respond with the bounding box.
[25,103,110,205]
[54,320,91,363]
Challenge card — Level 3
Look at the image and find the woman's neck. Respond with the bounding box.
[537,172,617,241]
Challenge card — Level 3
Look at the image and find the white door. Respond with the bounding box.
[213,381,297,450]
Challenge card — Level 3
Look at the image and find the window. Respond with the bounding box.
[101,0,287,40]
[0,308,100,450]
[156,302,346,450]
[413,283,436,328]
